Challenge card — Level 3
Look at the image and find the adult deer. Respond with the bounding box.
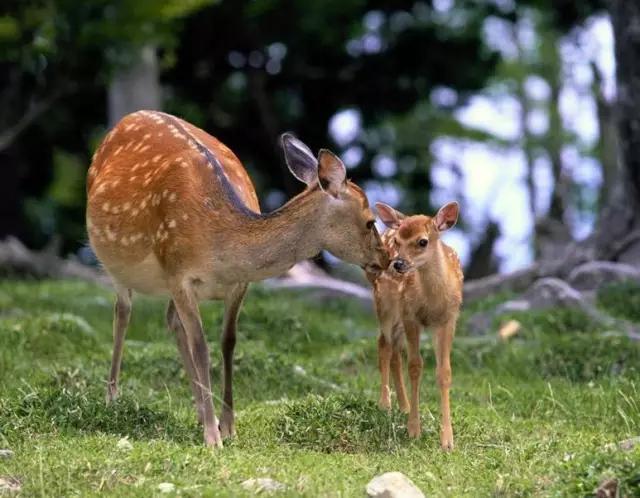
[86,110,389,448]
[370,202,462,450]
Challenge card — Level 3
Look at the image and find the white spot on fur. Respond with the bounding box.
[167,219,176,228]
[169,192,177,202]
[152,154,162,163]
[114,145,123,155]
[182,213,189,221]
[102,202,110,212]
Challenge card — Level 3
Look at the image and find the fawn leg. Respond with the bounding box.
[435,320,455,451]
[166,300,204,424]
[171,284,221,448]
[391,338,410,413]
[405,320,423,438]
[377,332,393,410]
[219,283,247,439]
[106,287,132,403]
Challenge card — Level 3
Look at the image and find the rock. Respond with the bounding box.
[523,278,586,309]
[116,437,133,451]
[366,472,425,498]
[568,261,640,291]
[605,435,640,452]
[241,478,287,494]
[595,478,617,498]
[0,477,21,493]
[0,450,13,459]
[158,482,175,493]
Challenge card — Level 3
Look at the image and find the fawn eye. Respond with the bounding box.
[418,238,428,247]
[366,220,375,230]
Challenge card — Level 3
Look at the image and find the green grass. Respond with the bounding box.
[1,279,640,496]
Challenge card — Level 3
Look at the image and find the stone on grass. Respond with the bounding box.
[0,477,21,493]
[0,450,13,459]
[366,472,425,498]
[595,478,617,498]
[241,477,287,494]
[158,482,176,493]
[605,435,640,452]
[116,437,133,451]
[568,261,640,291]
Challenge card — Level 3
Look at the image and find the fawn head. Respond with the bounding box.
[282,134,389,274]
[375,201,459,274]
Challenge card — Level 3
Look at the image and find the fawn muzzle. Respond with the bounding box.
[392,258,410,274]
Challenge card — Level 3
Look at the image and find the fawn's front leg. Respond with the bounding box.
[435,320,455,451]
[377,332,392,411]
[404,319,423,438]
[391,341,410,414]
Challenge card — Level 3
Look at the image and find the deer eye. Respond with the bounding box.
[366,220,375,230]
[418,238,428,247]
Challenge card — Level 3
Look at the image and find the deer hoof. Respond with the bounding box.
[105,383,118,405]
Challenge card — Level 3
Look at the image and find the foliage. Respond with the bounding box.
[1,279,640,496]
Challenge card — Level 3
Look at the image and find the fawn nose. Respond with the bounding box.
[393,259,408,273]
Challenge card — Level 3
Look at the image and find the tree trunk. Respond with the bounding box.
[108,45,162,128]
[595,0,640,264]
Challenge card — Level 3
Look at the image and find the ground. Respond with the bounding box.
[1,279,639,497]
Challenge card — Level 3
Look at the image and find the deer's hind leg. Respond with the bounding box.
[106,286,132,404]
[219,283,248,439]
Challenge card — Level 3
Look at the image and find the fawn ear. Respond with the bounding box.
[435,201,459,231]
[317,149,346,197]
[375,202,405,229]
[281,133,317,185]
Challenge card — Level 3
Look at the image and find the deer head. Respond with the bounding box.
[282,134,389,274]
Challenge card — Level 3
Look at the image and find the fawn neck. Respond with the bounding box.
[416,241,450,292]
[213,187,326,281]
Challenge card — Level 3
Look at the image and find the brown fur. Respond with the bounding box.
[87,110,389,448]
[370,202,463,450]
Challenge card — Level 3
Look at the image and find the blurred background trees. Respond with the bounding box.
[2,0,634,279]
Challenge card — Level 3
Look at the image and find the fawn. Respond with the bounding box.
[370,201,462,450]
[86,110,389,448]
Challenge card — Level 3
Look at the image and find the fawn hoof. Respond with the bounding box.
[219,411,236,439]
[105,383,118,405]
[407,418,421,438]
[440,428,454,451]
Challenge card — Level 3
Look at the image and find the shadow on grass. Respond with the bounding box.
[2,383,201,445]
[276,393,414,454]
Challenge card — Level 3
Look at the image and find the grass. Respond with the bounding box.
[1,279,640,496]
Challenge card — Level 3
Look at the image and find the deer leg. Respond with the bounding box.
[377,331,393,411]
[166,300,204,424]
[405,320,423,438]
[171,284,221,448]
[435,320,456,451]
[219,283,247,439]
[106,287,132,404]
[391,336,409,414]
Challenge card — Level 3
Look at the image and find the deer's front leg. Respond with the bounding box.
[219,283,247,439]
[171,284,222,449]
[404,319,423,438]
[377,332,392,411]
[435,320,455,451]
[166,300,204,424]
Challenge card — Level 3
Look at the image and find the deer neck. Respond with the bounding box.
[217,188,326,281]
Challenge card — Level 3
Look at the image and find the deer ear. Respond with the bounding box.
[281,133,317,185]
[435,201,459,231]
[317,149,346,197]
[375,202,405,229]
